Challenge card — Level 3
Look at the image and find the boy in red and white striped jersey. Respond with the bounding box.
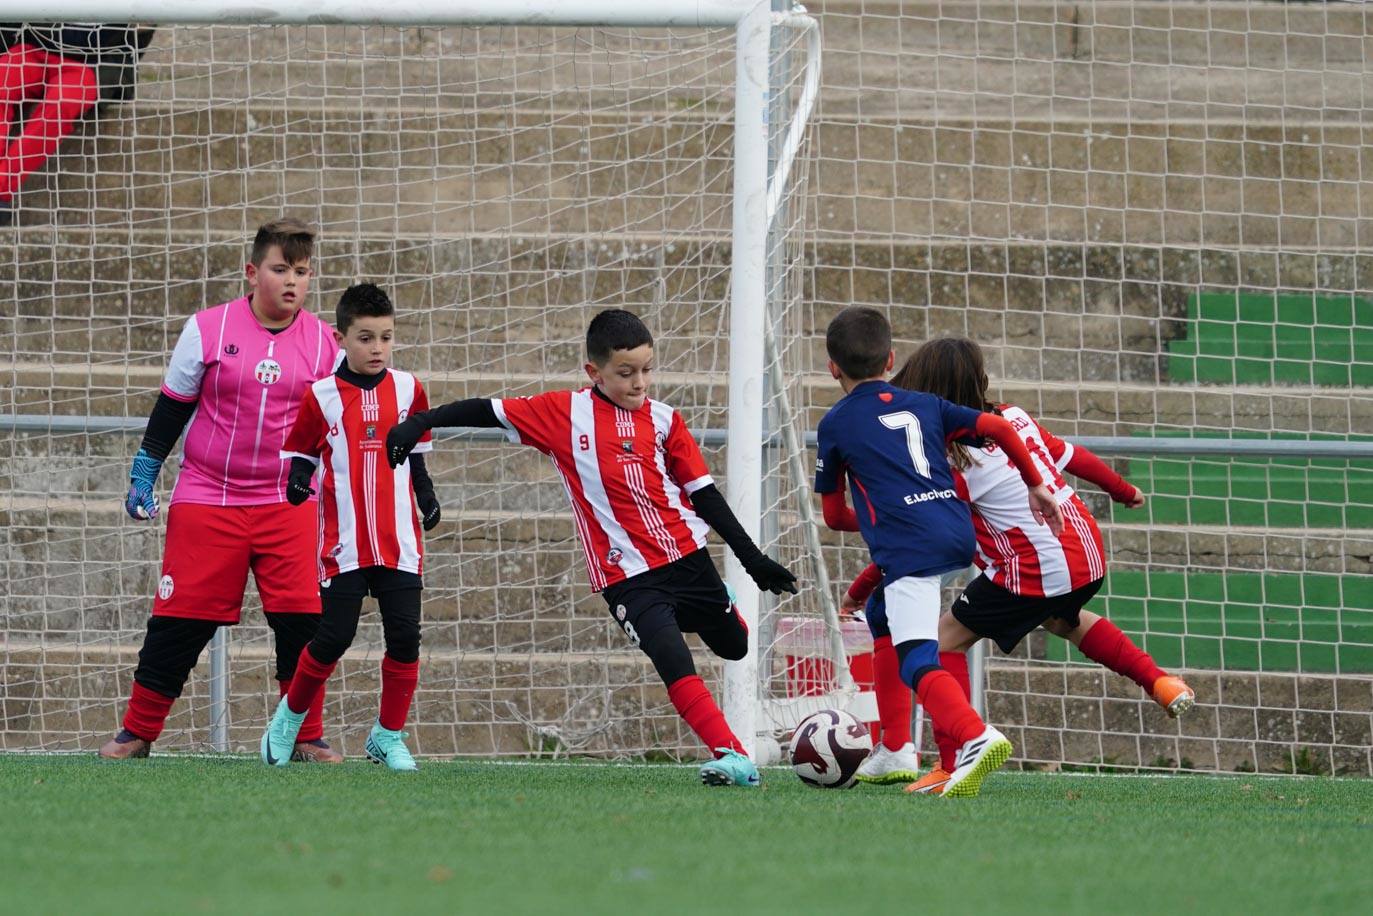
[261,283,441,771]
[845,337,1194,794]
[385,309,798,787]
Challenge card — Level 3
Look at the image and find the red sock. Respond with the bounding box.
[1077,618,1166,691]
[917,669,984,756]
[278,679,326,743]
[667,674,745,757]
[286,646,336,718]
[872,636,912,751]
[123,681,175,742]
[379,654,420,731]
[931,652,972,771]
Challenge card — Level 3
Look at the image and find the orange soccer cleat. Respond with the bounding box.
[904,766,951,796]
[1151,675,1196,718]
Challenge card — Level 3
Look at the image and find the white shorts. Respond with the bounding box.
[883,574,943,645]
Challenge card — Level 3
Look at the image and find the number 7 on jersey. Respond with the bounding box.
[879,411,931,478]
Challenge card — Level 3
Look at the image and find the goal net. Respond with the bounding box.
[1,3,828,759]
[792,0,1373,777]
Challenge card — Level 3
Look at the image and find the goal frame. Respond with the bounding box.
[4,0,829,759]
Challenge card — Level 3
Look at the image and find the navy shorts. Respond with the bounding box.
[951,574,1103,654]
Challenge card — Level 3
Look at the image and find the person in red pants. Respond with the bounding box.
[0,24,154,221]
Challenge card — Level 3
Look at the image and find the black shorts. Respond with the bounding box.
[601,549,733,643]
[323,566,423,600]
[951,574,1103,654]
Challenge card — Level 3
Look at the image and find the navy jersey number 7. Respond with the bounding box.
[814,380,983,582]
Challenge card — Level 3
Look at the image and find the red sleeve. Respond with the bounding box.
[665,411,713,493]
[847,562,882,603]
[281,387,327,461]
[1064,446,1137,503]
[492,391,570,454]
[412,380,434,451]
[821,487,861,531]
[974,413,1043,487]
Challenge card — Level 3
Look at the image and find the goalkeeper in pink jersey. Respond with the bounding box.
[841,337,1195,794]
[99,218,344,762]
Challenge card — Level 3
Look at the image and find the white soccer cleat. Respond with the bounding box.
[855,741,921,785]
[942,725,1012,798]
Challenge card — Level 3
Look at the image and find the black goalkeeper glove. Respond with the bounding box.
[387,413,430,468]
[285,460,316,506]
[743,554,799,595]
[417,490,442,531]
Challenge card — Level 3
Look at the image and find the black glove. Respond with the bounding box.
[387,413,430,468]
[417,490,441,531]
[744,554,798,595]
[286,458,316,506]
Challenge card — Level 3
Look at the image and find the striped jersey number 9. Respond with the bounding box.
[879,411,931,478]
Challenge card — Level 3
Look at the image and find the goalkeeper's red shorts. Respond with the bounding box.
[151,502,321,623]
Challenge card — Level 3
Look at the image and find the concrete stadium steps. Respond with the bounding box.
[0,642,703,757]
[5,642,1371,773]
[10,109,1373,247]
[5,490,1370,646]
[8,357,1370,431]
[13,230,1373,391]
[110,2,1373,122]
[815,0,1372,120]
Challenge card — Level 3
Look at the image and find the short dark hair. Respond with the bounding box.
[825,306,891,380]
[251,217,315,266]
[586,309,653,365]
[336,283,394,333]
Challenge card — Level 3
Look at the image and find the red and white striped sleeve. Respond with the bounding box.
[281,385,328,464]
[663,410,712,494]
[491,390,571,454]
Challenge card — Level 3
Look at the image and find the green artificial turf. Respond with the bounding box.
[3,756,1369,914]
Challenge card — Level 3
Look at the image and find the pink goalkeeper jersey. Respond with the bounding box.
[161,296,340,506]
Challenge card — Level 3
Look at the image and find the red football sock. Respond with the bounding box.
[1077,618,1166,691]
[872,636,912,751]
[379,654,420,731]
[931,652,972,771]
[917,669,984,755]
[123,681,175,742]
[667,674,745,757]
[286,646,336,718]
[278,679,326,743]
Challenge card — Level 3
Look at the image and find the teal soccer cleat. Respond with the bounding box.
[365,721,418,771]
[260,697,306,768]
[699,748,760,787]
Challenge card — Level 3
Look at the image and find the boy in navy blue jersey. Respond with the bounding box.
[815,307,1064,797]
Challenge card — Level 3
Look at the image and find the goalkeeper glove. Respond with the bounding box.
[743,554,799,595]
[416,490,442,531]
[286,462,316,506]
[125,449,162,520]
[387,414,430,468]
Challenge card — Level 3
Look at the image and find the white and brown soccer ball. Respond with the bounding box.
[788,709,873,789]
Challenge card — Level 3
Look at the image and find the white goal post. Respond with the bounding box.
[2,0,853,761]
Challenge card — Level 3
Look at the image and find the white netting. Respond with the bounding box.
[1,13,819,758]
[780,0,1372,777]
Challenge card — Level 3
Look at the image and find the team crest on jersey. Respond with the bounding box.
[329,544,344,558]
[366,425,376,439]
[621,439,634,454]
[157,575,174,600]
[606,547,623,567]
[655,430,667,452]
[615,604,628,622]
[254,358,282,385]
[223,344,239,356]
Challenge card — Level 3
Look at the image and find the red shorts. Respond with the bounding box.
[151,502,320,623]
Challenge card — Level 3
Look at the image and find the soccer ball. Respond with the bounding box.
[788,708,872,789]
